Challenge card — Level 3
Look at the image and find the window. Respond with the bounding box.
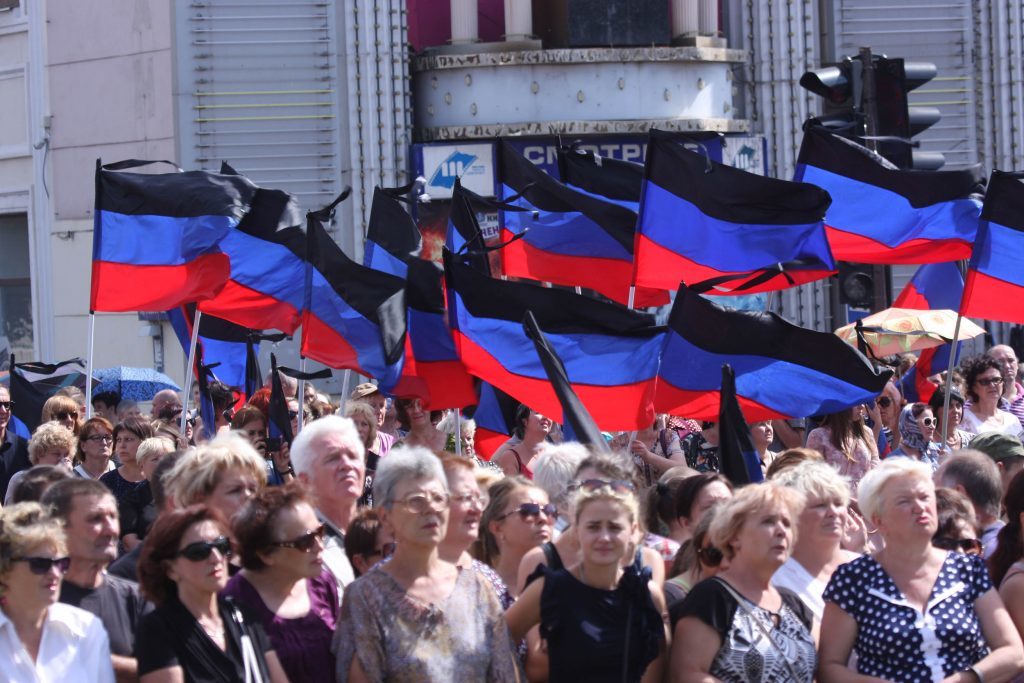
[0,213,32,368]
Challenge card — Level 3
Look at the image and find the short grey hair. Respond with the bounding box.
[533,442,589,506]
[936,449,1002,519]
[290,415,365,477]
[858,458,934,523]
[373,446,447,509]
[773,460,851,507]
[136,437,175,467]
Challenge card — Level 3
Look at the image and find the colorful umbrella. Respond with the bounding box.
[835,308,984,359]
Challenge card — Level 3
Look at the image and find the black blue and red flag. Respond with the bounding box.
[962,171,1024,323]
[794,125,983,264]
[301,197,407,391]
[467,382,520,459]
[446,179,494,276]
[363,186,423,278]
[718,364,764,485]
[498,141,669,307]
[444,249,664,431]
[655,285,892,420]
[635,130,835,295]
[91,160,257,312]
[267,353,294,445]
[556,145,644,211]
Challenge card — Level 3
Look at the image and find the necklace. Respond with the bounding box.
[199,617,225,644]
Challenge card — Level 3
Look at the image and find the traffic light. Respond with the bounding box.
[837,263,874,309]
[799,59,862,132]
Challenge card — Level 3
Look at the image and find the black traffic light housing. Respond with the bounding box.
[837,263,874,309]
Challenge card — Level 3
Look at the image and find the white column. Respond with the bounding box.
[451,0,478,44]
[699,0,719,36]
[504,0,532,41]
[672,0,699,39]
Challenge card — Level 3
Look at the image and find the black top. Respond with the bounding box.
[0,429,30,500]
[533,563,664,683]
[99,468,147,507]
[107,544,141,582]
[59,573,151,656]
[135,595,273,683]
[119,480,157,539]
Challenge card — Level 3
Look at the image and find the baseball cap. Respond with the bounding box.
[969,432,1024,463]
[350,383,380,400]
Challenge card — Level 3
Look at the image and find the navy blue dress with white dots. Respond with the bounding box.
[823,552,991,682]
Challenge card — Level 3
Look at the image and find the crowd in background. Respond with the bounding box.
[5,344,1024,681]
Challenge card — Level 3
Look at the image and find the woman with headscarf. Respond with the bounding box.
[887,402,944,472]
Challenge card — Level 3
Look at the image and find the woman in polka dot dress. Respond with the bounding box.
[819,459,1024,682]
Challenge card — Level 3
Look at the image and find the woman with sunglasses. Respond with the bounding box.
[74,416,116,480]
[934,486,984,556]
[334,446,518,682]
[224,483,339,683]
[887,403,944,472]
[963,356,1024,437]
[100,416,155,509]
[478,476,556,596]
[770,461,859,642]
[506,481,670,683]
[136,505,288,683]
[40,394,82,436]
[819,459,1023,683]
[0,502,113,682]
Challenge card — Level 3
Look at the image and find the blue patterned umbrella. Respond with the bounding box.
[93,366,181,401]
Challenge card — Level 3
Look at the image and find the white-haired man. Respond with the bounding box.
[291,415,366,596]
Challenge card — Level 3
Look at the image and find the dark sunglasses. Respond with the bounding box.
[496,502,558,522]
[933,536,983,556]
[54,411,79,421]
[0,400,13,410]
[85,434,114,443]
[272,524,327,552]
[878,396,894,408]
[977,376,1004,387]
[175,536,232,562]
[567,478,636,495]
[363,542,397,559]
[13,556,71,575]
[697,544,724,567]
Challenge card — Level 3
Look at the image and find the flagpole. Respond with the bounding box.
[455,408,462,456]
[180,310,202,436]
[940,312,963,447]
[297,356,307,433]
[84,312,96,419]
[341,369,352,408]
[627,286,635,310]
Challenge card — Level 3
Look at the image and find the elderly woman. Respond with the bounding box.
[806,404,880,491]
[165,433,267,524]
[532,441,590,536]
[819,459,1024,682]
[224,483,339,683]
[334,446,518,681]
[4,422,75,505]
[40,394,82,435]
[343,508,394,578]
[394,398,446,451]
[888,402,943,471]
[771,461,859,639]
[135,505,288,682]
[0,502,113,682]
[478,475,555,596]
[506,481,670,683]
[344,401,379,505]
[930,387,975,456]
[99,416,155,507]
[672,482,813,682]
[493,404,553,478]
[119,437,175,551]
[962,356,1024,437]
[74,416,116,480]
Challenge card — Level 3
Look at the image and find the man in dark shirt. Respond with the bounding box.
[0,384,31,500]
[42,478,150,682]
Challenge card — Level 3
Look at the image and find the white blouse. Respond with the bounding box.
[0,602,113,683]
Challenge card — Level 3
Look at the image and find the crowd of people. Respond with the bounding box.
[5,344,1024,680]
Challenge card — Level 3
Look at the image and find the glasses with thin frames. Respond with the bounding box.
[272,524,327,552]
[85,434,114,443]
[977,376,1004,387]
[175,536,232,562]
[391,491,451,514]
[451,491,488,508]
[496,502,558,522]
[13,556,71,575]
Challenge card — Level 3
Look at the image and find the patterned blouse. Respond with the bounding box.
[806,426,879,491]
[823,552,992,682]
[334,564,518,682]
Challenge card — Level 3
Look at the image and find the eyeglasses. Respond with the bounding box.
[566,478,636,495]
[175,536,232,562]
[363,542,397,559]
[391,491,450,514]
[878,397,894,408]
[0,400,13,411]
[696,544,723,567]
[977,377,1004,387]
[920,417,936,427]
[12,556,71,575]
[85,434,114,443]
[272,524,327,552]
[496,502,558,522]
[54,411,79,421]
[933,536,983,556]
[451,491,488,508]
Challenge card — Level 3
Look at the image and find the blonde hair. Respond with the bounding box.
[0,502,67,580]
[772,460,850,507]
[136,437,175,469]
[572,485,640,526]
[27,422,76,465]
[343,401,378,451]
[858,458,934,524]
[166,433,267,507]
[709,482,805,560]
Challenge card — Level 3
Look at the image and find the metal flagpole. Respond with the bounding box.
[455,409,462,456]
[297,356,307,433]
[341,369,352,407]
[180,310,202,436]
[84,313,96,419]
[939,313,963,447]
[627,286,636,310]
